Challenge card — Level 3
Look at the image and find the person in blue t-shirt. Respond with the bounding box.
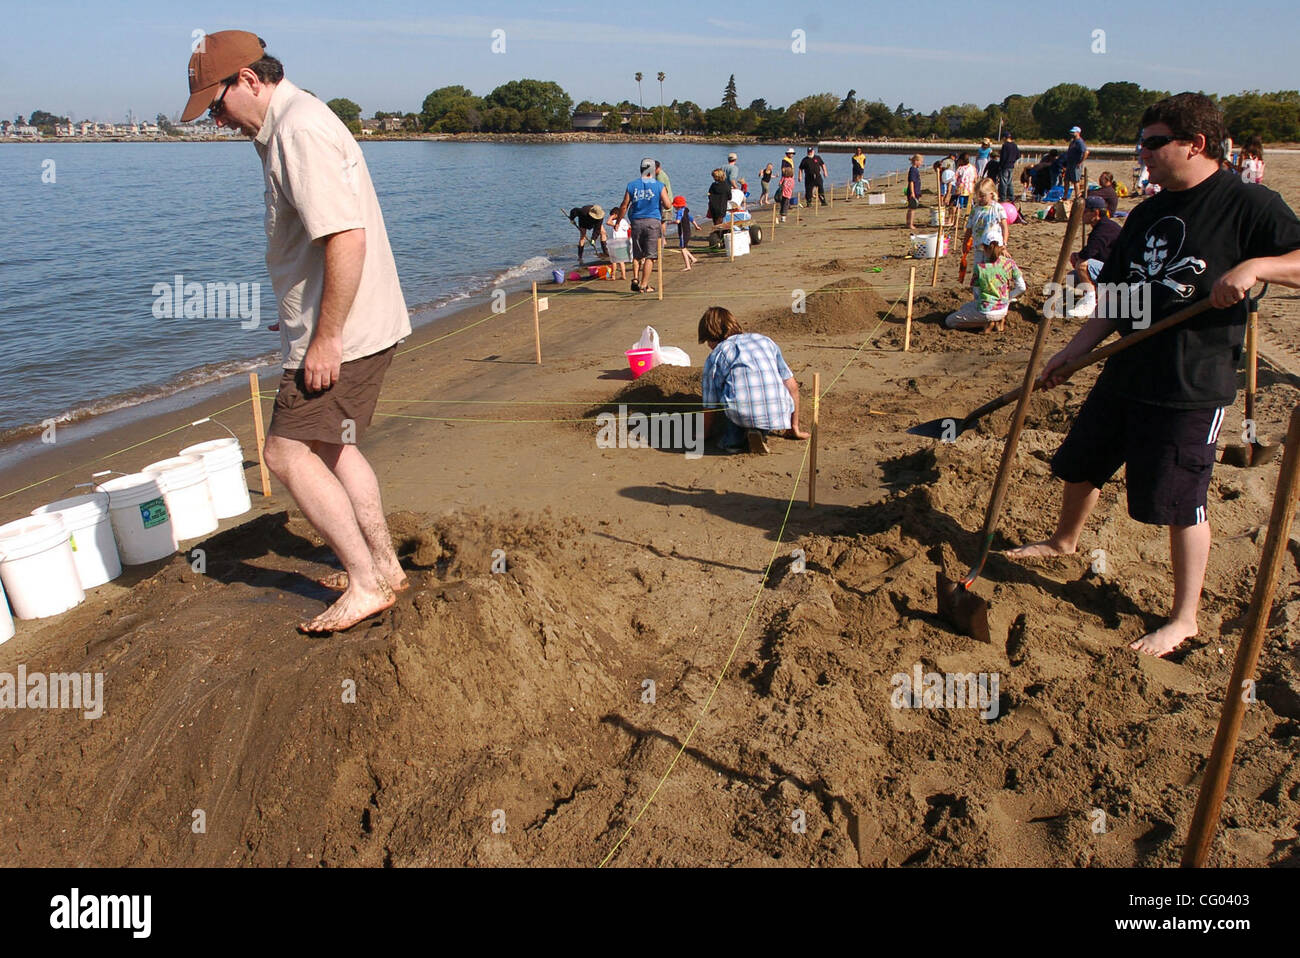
[615,157,671,293]
[1063,126,1088,196]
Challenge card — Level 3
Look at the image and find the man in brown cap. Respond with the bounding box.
[182,31,412,634]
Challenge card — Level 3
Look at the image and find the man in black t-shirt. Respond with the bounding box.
[798,148,824,206]
[1007,93,1300,658]
[567,204,608,262]
[998,133,1020,201]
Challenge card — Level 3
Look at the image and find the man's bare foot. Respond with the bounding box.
[1003,539,1076,559]
[1129,619,1198,657]
[300,582,396,634]
[319,569,410,593]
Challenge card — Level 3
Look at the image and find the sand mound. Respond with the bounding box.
[754,277,891,336]
[591,364,702,416]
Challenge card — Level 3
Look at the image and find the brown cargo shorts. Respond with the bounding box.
[267,345,395,445]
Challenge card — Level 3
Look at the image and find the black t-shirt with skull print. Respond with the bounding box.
[1095,169,1300,409]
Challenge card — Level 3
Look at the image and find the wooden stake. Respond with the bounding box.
[796,197,801,226]
[657,238,663,300]
[532,281,542,364]
[904,267,916,351]
[808,372,820,508]
[1183,403,1300,867]
[930,204,943,288]
[248,372,272,498]
[771,199,777,235]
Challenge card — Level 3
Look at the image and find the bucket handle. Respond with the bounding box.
[185,416,239,442]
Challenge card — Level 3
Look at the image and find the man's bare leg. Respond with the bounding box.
[313,441,408,593]
[638,257,655,290]
[1004,480,1100,558]
[1130,521,1209,657]
[263,434,395,633]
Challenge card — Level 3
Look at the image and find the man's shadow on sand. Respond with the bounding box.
[618,465,1148,628]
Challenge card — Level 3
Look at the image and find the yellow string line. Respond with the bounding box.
[0,397,254,503]
[375,411,600,425]
[598,437,811,868]
[597,294,902,867]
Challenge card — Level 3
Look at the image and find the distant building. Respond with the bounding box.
[572,111,607,131]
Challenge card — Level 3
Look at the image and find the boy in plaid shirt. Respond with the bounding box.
[698,307,809,454]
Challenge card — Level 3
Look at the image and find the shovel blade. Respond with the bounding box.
[936,571,992,643]
[1220,444,1250,468]
[1250,443,1281,467]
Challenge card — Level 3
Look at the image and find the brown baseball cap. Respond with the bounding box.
[180,30,265,122]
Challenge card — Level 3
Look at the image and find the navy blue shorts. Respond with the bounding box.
[1050,386,1225,526]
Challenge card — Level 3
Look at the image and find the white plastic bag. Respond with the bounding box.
[629,327,692,367]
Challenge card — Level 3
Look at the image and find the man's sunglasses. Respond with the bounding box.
[208,80,235,120]
[1139,134,1184,151]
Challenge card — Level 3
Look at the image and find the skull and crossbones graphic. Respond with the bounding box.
[1128,216,1206,297]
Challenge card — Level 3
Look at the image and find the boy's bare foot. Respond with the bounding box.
[319,569,410,593]
[1003,539,1076,559]
[1129,619,1198,657]
[299,581,396,634]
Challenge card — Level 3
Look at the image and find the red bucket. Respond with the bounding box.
[625,347,656,379]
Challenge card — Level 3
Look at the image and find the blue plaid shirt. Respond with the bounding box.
[702,333,795,431]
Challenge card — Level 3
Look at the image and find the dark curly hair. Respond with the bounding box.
[1141,92,1226,161]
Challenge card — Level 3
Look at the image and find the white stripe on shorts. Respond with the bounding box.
[1206,407,1225,444]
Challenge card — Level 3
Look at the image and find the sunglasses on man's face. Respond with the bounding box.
[208,80,235,120]
[1139,134,1182,151]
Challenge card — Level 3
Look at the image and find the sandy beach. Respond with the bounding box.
[1,157,1297,867]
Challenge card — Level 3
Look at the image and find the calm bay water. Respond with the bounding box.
[0,140,912,437]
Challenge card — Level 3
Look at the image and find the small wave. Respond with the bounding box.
[0,352,280,445]
[493,255,554,285]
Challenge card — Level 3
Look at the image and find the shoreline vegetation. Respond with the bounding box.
[14,133,1300,150]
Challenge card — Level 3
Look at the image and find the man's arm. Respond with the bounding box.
[784,377,810,440]
[616,189,632,222]
[303,228,366,393]
[1038,313,1118,388]
[1212,249,1300,306]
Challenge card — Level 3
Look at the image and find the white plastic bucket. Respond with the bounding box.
[0,578,14,643]
[911,233,949,258]
[0,514,85,619]
[724,230,750,258]
[142,456,218,541]
[179,438,251,519]
[32,492,122,589]
[96,473,178,564]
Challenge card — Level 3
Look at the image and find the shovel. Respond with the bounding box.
[909,296,1217,440]
[927,294,1221,640]
[934,196,1086,642]
[1220,284,1279,467]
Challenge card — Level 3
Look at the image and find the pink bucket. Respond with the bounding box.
[626,348,656,379]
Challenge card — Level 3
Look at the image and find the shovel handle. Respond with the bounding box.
[968,296,1219,428]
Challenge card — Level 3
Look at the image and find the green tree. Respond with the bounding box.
[676,100,705,132]
[602,110,624,133]
[649,105,676,133]
[484,79,573,131]
[657,72,666,133]
[861,101,901,137]
[1032,83,1099,140]
[786,93,839,137]
[29,110,69,133]
[156,113,177,135]
[1094,82,1163,143]
[420,85,481,131]
[326,98,362,124]
[721,74,739,111]
[440,104,481,133]
[1000,94,1039,140]
[481,106,522,132]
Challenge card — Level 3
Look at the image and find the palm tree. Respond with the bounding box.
[657,72,666,134]
[635,72,643,133]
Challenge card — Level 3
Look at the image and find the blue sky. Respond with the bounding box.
[2,0,1294,122]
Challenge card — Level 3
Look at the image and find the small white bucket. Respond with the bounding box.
[31,492,122,589]
[179,438,251,519]
[724,230,750,258]
[911,233,949,259]
[96,473,178,564]
[0,513,85,619]
[142,456,219,541]
[0,578,14,644]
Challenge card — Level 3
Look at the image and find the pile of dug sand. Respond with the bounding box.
[754,277,891,336]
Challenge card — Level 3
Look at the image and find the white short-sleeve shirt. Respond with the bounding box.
[254,80,411,369]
